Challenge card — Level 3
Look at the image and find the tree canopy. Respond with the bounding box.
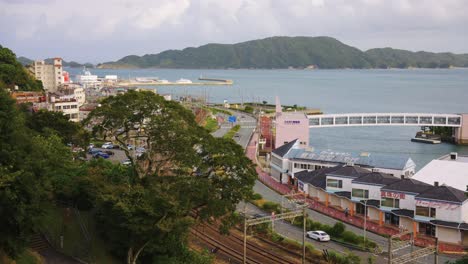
[0,45,43,91]
[84,91,257,263]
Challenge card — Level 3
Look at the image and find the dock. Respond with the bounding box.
[198,77,233,84]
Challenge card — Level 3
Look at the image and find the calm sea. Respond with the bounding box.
[66,68,468,169]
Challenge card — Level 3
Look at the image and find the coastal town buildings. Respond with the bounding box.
[270,139,416,184]
[28,58,64,92]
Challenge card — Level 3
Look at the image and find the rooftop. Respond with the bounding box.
[289,148,415,170]
[272,139,298,157]
[416,185,467,203]
[412,158,468,192]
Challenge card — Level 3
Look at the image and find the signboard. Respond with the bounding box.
[284,120,301,125]
[415,200,460,210]
[228,116,237,123]
[381,191,405,199]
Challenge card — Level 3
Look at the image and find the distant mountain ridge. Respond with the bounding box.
[98,36,468,69]
[17,56,94,68]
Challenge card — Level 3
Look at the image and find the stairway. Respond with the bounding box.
[29,234,49,252]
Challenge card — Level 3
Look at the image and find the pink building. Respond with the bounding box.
[274,97,309,148]
[454,114,468,145]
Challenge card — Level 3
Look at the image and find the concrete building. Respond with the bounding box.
[270,139,415,184]
[296,163,468,247]
[412,153,468,192]
[28,58,64,92]
[274,97,309,148]
[48,95,79,122]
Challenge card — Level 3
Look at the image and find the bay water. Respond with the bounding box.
[66,68,468,170]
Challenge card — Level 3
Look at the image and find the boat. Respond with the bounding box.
[176,78,192,84]
[411,131,441,144]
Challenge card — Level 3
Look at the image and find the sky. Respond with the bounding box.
[1,0,467,63]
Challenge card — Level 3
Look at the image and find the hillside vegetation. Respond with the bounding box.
[0,46,43,91]
[98,36,468,69]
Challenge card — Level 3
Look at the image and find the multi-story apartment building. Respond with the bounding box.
[28,58,64,92]
[48,95,79,122]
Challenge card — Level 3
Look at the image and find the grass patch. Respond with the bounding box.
[207,107,232,116]
[204,118,218,133]
[223,124,241,139]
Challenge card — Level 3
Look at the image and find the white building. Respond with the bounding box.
[296,158,468,247]
[75,68,99,86]
[412,153,468,192]
[28,58,64,92]
[270,139,416,184]
[48,96,79,122]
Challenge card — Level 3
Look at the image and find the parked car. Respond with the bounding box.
[306,231,330,242]
[136,147,146,153]
[127,144,134,150]
[88,143,95,149]
[93,152,110,159]
[103,150,114,155]
[122,159,132,166]
[101,142,114,149]
[112,145,120,149]
[88,148,101,155]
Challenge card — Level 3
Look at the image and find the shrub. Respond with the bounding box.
[262,201,281,213]
[251,193,263,200]
[341,230,361,244]
[270,232,284,243]
[329,222,346,237]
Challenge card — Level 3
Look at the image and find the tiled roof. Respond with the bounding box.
[430,220,468,230]
[272,139,298,157]
[327,166,370,178]
[381,178,432,194]
[296,166,342,189]
[353,172,400,186]
[391,209,414,218]
[416,185,467,203]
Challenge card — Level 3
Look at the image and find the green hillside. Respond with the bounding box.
[98,36,468,69]
[0,45,43,91]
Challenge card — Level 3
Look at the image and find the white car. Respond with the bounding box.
[101,142,114,149]
[122,159,132,166]
[307,231,330,242]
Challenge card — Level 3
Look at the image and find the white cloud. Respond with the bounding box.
[0,0,467,62]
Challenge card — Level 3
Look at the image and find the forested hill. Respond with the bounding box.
[17,56,94,68]
[98,36,468,69]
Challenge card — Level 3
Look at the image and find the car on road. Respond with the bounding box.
[93,152,110,159]
[306,231,330,242]
[253,213,268,219]
[234,133,240,138]
[101,142,114,149]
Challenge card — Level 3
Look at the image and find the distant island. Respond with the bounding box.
[17,56,94,68]
[97,36,468,69]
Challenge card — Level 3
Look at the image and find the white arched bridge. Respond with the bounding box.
[308,113,462,128]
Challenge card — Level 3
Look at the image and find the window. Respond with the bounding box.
[71,105,77,109]
[419,223,436,237]
[300,163,307,169]
[352,188,369,199]
[381,198,400,208]
[55,106,61,110]
[327,179,343,188]
[416,206,436,218]
[294,163,299,168]
[62,105,70,109]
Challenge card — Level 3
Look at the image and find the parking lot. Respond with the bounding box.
[86,147,131,164]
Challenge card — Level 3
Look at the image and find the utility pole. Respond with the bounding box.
[388,236,392,264]
[434,237,438,264]
[302,206,306,264]
[243,202,247,264]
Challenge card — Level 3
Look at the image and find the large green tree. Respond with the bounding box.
[0,45,42,91]
[0,88,74,257]
[86,91,256,263]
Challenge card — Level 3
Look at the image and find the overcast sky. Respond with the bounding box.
[1,0,467,63]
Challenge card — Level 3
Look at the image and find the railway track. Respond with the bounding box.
[192,222,304,263]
